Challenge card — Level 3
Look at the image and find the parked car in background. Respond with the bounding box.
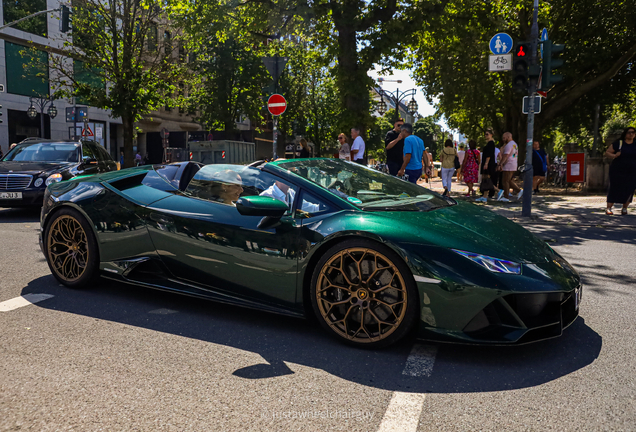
[433,161,442,177]
[0,138,118,208]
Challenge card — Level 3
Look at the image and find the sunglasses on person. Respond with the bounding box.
[338,136,345,140]
[627,130,636,134]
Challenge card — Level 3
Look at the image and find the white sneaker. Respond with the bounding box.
[496,190,504,200]
[516,189,524,200]
[498,197,510,202]
[475,197,487,203]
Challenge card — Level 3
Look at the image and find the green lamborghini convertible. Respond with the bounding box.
[39,158,582,348]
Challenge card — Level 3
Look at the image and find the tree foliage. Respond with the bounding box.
[45,0,184,167]
[410,0,636,152]
[2,0,47,36]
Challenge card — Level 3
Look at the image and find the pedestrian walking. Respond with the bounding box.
[440,139,457,196]
[385,118,405,175]
[605,126,636,215]
[456,144,466,182]
[532,140,548,194]
[396,123,426,185]
[497,132,522,202]
[337,133,351,161]
[135,151,142,166]
[460,140,480,197]
[350,127,366,165]
[475,130,500,203]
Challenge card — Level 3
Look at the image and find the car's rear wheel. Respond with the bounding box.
[45,207,99,288]
[310,240,418,348]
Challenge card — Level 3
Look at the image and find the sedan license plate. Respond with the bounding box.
[574,285,582,310]
[0,192,22,199]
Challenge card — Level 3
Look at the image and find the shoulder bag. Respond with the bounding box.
[453,149,461,170]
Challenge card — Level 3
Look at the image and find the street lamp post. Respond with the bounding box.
[26,96,57,138]
[375,79,419,121]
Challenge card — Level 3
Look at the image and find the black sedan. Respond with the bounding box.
[0,138,118,207]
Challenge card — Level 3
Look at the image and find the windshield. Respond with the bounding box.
[275,159,454,211]
[2,142,80,163]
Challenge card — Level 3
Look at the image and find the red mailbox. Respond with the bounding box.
[566,153,585,183]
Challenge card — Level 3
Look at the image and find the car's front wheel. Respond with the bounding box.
[310,240,418,348]
[44,207,99,288]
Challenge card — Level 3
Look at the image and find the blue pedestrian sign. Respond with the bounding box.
[540,28,548,59]
[489,33,513,55]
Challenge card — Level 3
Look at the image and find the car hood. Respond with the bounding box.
[0,161,72,176]
[377,200,554,263]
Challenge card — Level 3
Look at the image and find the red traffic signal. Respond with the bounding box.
[516,45,526,57]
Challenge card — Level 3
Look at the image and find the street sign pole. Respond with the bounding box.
[272,117,278,160]
[522,0,540,217]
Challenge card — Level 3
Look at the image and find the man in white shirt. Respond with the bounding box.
[496,132,523,201]
[350,127,366,165]
[260,181,320,213]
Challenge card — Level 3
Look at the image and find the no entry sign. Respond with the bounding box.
[267,94,287,116]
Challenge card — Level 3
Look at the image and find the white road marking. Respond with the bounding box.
[402,344,438,377]
[377,344,438,432]
[377,392,427,432]
[149,308,178,315]
[0,294,54,312]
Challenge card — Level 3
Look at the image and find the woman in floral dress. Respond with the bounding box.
[460,140,480,196]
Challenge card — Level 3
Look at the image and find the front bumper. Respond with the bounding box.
[0,188,45,207]
[417,286,582,345]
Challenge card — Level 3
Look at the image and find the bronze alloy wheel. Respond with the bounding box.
[47,215,89,283]
[315,248,409,344]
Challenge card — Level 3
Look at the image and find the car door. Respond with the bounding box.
[88,141,118,172]
[78,141,102,176]
[144,164,303,308]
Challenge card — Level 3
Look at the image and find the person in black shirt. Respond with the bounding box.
[298,138,312,158]
[385,118,405,176]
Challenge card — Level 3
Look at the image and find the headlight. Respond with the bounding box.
[34,178,44,187]
[45,174,63,186]
[452,249,522,275]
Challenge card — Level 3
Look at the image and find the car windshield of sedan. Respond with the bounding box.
[275,158,454,211]
[3,142,80,163]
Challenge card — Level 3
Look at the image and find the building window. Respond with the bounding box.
[147,25,158,51]
[2,0,47,37]
[5,42,49,97]
[163,31,172,56]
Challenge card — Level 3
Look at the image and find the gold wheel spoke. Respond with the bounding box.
[317,247,408,343]
[48,215,89,282]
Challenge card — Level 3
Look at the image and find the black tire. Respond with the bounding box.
[44,207,99,289]
[310,239,419,348]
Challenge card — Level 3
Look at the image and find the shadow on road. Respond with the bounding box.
[0,207,41,223]
[23,274,602,394]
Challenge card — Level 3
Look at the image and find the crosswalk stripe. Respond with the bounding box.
[0,294,54,312]
[377,344,438,431]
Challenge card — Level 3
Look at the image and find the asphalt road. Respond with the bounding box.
[0,207,634,431]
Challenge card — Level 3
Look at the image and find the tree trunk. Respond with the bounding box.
[122,115,135,169]
[335,25,372,137]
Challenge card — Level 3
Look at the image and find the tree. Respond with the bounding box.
[187,35,271,134]
[410,0,636,149]
[44,0,185,168]
[2,0,47,36]
[413,116,445,160]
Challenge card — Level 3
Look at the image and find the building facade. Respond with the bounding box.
[0,0,201,162]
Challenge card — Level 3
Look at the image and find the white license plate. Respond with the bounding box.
[574,286,582,310]
[0,192,22,199]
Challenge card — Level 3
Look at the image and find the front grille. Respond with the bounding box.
[0,174,33,190]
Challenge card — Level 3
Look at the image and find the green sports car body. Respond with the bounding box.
[39,158,582,347]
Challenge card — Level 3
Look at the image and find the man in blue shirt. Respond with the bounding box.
[397,123,426,184]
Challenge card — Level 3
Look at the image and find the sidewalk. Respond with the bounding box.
[419,177,636,227]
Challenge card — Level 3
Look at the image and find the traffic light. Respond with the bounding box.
[512,42,531,93]
[540,39,565,91]
[0,105,3,123]
[60,5,70,33]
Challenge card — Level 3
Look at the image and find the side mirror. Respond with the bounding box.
[236,196,289,217]
[83,157,98,166]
